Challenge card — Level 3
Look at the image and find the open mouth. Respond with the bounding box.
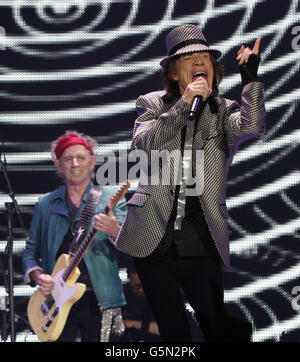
[192,71,208,81]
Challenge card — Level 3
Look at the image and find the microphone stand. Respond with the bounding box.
[0,157,25,342]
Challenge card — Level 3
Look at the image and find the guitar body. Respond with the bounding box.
[27,254,86,342]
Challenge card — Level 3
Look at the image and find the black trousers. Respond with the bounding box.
[56,291,102,342]
[134,244,226,342]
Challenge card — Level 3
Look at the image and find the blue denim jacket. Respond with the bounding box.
[22,182,127,310]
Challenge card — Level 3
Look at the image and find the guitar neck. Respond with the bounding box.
[62,227,97,282]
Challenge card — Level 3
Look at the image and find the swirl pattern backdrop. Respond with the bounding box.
[0,0,299,342]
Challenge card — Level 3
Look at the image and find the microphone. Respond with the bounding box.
[188,95,203,121]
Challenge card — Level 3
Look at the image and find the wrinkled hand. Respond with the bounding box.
[93,209,120,239]
[236,37,261,65]
[183,77,212,105]
[31,270,54,297]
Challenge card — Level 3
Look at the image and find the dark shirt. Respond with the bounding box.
[56,193,92,288]
[154,192,218,257]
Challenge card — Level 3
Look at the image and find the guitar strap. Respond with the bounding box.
[68,185,103,256]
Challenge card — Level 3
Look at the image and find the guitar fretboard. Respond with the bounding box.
[61,227,97,282]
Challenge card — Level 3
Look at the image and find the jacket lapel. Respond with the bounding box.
[194,99,219,150]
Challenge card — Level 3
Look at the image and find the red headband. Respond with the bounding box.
[55,133,95,160]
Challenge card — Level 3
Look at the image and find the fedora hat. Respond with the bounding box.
[160,24,222,68]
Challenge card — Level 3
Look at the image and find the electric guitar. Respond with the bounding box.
[27,181,130,342]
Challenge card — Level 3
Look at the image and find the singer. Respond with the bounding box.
[116,24,266,341]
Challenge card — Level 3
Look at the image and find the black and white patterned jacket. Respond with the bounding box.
[116,81,266,267]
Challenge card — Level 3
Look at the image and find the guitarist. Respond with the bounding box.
[22,131,127,342]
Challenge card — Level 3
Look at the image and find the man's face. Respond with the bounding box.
[172,51,214,95]
[55,144,96,187]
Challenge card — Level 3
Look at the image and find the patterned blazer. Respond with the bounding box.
[116,81,266,267]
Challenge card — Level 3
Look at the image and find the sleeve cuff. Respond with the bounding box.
[24,266,43,285]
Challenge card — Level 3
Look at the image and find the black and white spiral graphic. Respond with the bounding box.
[0,0,299,341]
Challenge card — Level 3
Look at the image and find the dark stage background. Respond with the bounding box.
[0,0,299,342]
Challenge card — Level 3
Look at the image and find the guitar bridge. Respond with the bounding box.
[41,307,59,333]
